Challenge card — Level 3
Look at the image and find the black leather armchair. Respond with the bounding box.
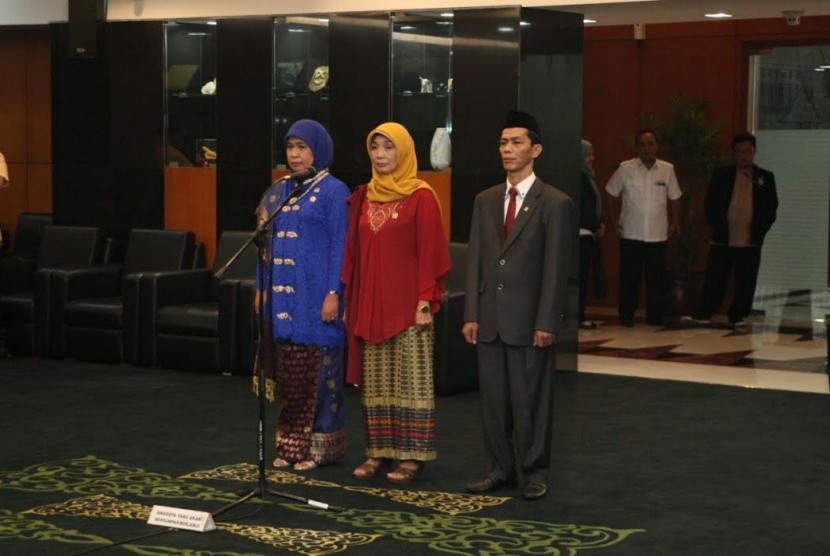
[0,225,104,357]
[145,231,258,374]
[0,213,53,293]
[434,242,478,395]
[50,229,196,363]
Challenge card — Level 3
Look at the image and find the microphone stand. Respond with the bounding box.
[212,175,344,520]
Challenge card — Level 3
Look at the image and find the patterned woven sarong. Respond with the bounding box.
[274,342,346,465]
[361,325,436,461]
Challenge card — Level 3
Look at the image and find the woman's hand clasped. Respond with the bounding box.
[415,301,432,328]
[321,292,339,324]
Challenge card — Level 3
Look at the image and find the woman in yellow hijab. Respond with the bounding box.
[342,122,451,484]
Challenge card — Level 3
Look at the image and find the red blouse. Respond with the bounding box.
[342,186,451,384]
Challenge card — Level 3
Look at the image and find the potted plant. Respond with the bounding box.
[645,95,724,313]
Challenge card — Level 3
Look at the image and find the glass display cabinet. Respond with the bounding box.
[164,20,217,168]
[163,19,219,267]
[391,11,453,172]
[272,16,330,170]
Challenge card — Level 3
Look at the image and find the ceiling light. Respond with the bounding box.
[584,18,597,24]
[520,21,531,27]
[498,26,514,33]
[440,12,453,18]
[705,12,732,19]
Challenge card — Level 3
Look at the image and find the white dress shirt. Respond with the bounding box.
[504,172,536,223]
[606,158,681,242]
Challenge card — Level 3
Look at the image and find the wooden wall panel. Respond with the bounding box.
[0,33,27,163]
[165,167,217,265]
[26,30,52,164]
[0,29,51,235]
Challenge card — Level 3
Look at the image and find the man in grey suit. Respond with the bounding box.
[462,110,574,500]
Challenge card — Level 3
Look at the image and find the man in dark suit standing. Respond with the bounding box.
[686,131,778,330]
[462,110,574,500]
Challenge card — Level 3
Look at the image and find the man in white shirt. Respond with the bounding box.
[606,130,681,326]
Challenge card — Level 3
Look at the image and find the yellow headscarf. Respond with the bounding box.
[366,122,436,203]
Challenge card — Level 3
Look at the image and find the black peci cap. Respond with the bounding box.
[503,109,541,138]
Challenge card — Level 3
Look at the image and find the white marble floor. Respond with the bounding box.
[578,289,830,395]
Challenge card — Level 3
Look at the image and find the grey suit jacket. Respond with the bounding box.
[464,178,574,345]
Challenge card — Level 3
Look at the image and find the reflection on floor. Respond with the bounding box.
[578,288,830,395]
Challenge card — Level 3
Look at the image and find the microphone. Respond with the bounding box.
[282,166,317,183]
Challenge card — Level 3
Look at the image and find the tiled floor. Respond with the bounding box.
[578,288,830,395]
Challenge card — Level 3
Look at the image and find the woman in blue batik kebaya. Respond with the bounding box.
[254,119,350,471]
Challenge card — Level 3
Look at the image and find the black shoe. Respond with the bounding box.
[465,476,517,494]
[523,480,548,500]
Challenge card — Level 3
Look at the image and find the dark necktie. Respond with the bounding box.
[504,187,518,237]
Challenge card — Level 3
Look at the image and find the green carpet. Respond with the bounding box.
[1,358,828,555]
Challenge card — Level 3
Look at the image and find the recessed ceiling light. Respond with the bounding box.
[520,21,531,27]
[498,26,515,33]
[440,12,453,18]
[705,12,732,19]
[815,67,826,72]
[584,18,597,24]
[399,25,416,30]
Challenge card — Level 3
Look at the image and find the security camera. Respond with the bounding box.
[782,10,803,26]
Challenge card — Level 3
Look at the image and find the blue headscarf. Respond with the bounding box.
[581,139,601,220]
[284,119,334,170]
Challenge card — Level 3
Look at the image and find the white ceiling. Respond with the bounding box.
[558,0,830,26]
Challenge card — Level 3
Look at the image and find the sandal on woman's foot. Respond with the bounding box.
[272,458,291,468]
[387,460,424,484]
[293,460,318,471]
[352,458,390,480]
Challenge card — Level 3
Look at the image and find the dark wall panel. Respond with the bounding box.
[51,23,109,167]
[520,9,583,372]
[329,14,391,189]
[450,7,521,242]
[109,21,165,232]
[67,0,106,58]
[51,22,110,228]
[521,9,583,203]
[216,18,273,234]
[52,21,165,234]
